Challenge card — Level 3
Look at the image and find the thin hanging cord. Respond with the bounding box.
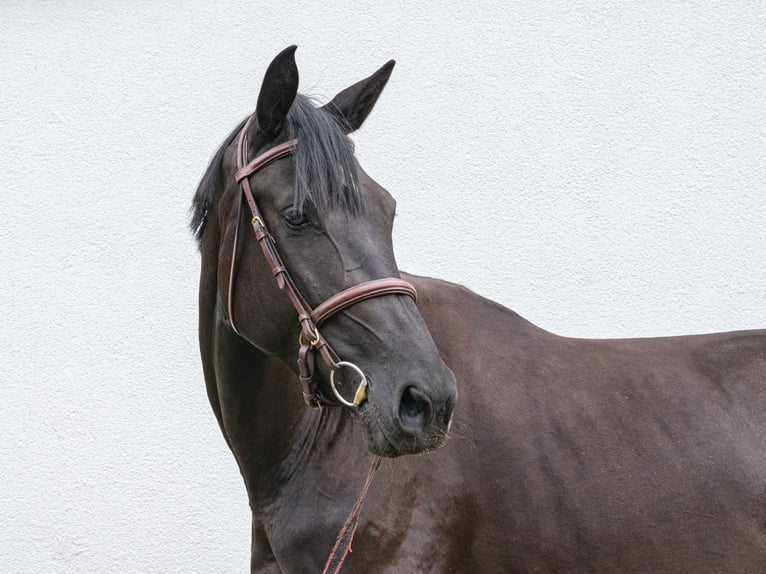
[227,196,244,336]
[322,457,382,574]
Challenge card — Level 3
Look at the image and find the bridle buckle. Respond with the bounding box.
[299,324,321,348]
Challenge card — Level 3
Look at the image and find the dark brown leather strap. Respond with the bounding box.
[235,139,298,182]
[311,279,417,326]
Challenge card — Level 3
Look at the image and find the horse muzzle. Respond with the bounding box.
[358,363,457,457]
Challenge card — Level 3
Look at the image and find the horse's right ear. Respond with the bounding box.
[322,60,395,133]
[251,45,299,140]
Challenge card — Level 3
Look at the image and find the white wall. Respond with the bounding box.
[2,2,764,572]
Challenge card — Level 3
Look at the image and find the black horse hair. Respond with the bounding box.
[190,94,360,246]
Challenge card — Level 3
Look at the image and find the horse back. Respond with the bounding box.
[407,273,766,573]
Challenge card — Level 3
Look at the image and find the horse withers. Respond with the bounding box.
[192,47,766,572]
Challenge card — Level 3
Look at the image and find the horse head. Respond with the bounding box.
[194,46,456,456]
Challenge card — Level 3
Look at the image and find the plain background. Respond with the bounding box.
[2,2,764,572]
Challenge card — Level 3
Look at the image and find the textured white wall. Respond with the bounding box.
[2,2,764,572]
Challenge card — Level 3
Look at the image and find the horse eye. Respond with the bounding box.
[284,208,309,229]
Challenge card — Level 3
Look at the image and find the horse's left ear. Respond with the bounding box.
[322,60,395,133]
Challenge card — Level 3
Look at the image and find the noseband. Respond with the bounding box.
[227,116,417,409]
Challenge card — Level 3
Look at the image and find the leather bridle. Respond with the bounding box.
[227,116,418,409]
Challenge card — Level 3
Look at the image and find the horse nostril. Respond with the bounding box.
[399,386,432,429]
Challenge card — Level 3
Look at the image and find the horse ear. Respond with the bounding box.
[253,45,299,139]
[322,60,395,133]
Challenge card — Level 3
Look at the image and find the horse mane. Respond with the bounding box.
[190,94,360,246]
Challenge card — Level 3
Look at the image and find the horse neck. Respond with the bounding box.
[199,231,360,504]
[211,332,362,506]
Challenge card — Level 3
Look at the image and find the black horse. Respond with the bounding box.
[191,47,766,572]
